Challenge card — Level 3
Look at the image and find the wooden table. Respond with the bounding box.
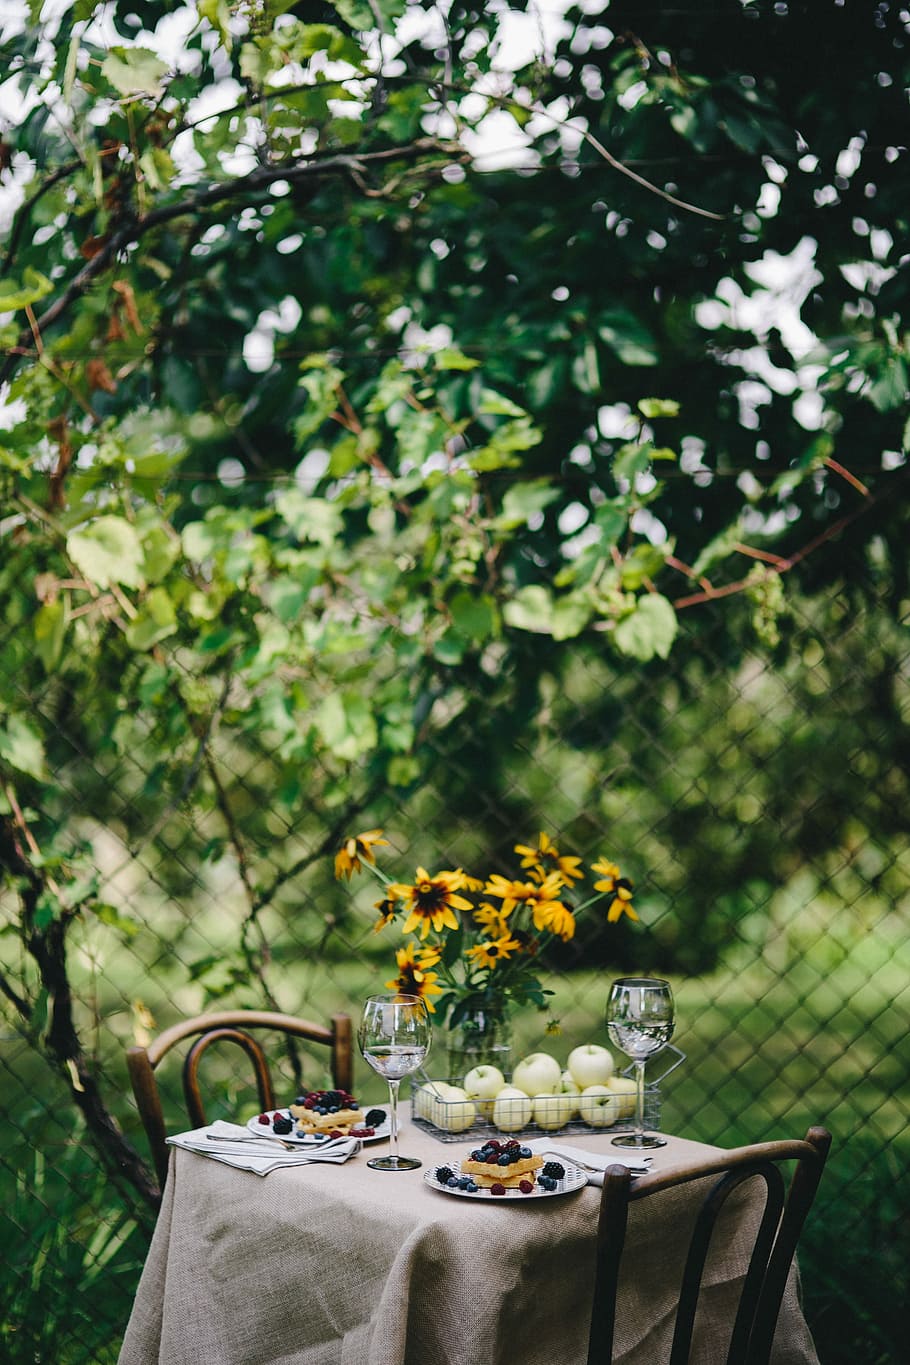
[118,1112,820,1365]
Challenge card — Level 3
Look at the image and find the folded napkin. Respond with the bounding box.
[167,1120,361,1175]
[524,1138,654,1183]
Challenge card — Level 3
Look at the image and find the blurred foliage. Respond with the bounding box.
[0,7,908,1357]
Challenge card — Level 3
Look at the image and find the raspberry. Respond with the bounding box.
[257,1113,270,1125]
[519,1180,534,1194]
[490,1183,506,1196]
[350,1127,375,1138]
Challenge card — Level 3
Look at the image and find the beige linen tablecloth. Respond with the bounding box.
[118,1117,820,1365]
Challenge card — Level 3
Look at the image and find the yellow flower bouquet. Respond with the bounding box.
[335,829,637,1034]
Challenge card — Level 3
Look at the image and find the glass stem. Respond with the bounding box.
[633,1058,646,1146]
[387,1079,401,1162]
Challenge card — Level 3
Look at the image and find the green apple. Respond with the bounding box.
[433,1084,477,1133]
[557,1071,580,1119]
[532,1091,576,1130]
[606,1075,637,1120]
[578,1084,622,1127]
[567,1043,615,1089]
[414,1081,445,1120]
[462,1064,506,1117]
[511,1051,562,1097]
[492,1085,533,1132]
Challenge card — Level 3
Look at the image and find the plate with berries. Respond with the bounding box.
[248,1095,390,1146]
[424,1145,587,1201]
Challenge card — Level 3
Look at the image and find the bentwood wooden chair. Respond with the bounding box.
[587,1126,831,1365]
[127,1009,353,1195]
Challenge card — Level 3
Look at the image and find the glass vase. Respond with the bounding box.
[446,1005,513,1084]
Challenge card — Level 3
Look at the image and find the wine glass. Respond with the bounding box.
[606,977,674,1149]
[358,993,431,1171]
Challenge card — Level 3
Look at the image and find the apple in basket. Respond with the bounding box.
[531,1091,577,1131]
[492,1086,533,1132]
[511,1052,562,1097]
[606,1075,637,1119]
[431,1083,477,1133]
[462,1064,506,1118]
[567,1044,615,1089]
[578,1085,622,1127]
[558,1071,581,1119]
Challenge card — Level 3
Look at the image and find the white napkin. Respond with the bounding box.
[167,1120,361,1175]
[524,1138,654,1183]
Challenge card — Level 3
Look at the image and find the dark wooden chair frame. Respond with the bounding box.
[127,1009,353,1195]
[587,1125,831,1365]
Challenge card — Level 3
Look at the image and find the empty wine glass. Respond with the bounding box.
[606,977,674,1149]
[358,993,431,1171]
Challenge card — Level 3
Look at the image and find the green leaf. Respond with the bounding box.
[100,47,168,98]
[597,310,659,366]
[275,490,342,547]
[34,601,65,672]
[449,591,498,642]
[867,358,908,413]
[67,516,145,589]
[478,389,527,418]
[502,585,553,634]
[125,587,178,651]
[315,692,378,761]
[613,594,678,661]
[0,267,53,312]
[331,0,406,30]
[594,501,628,547]
[613,443,651,483]
[432,629,466,665]
[551,595,593,640]
[0,713,46,780]
[496,479,560,529]
[638,398,680,419]
[434,348,481,371]
[197,0,232,47]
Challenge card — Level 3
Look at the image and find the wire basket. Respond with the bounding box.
[409,1044,685,1144]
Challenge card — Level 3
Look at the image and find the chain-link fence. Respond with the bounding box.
[1,574,908,1364]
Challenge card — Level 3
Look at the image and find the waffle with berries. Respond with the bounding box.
[289,1088,365,1135]
[461,1138,544,1189]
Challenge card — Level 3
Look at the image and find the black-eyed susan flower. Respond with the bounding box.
[372,896,400,933]
[385,941,444,1010]
[466,933,523,969]
[388,867,473,939]
[334,829,389,881]
[514,832,584,885]
[532,895,576,941]
[592,858,638,922]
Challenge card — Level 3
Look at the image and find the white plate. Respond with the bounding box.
[247,1107,390,1146]
[424,1157,587,1201]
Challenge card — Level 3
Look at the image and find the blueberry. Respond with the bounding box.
[519,1147,532,1159]
[497,1153,511,1166]
[447,1177,460,1189]
[465,1181,479,1192]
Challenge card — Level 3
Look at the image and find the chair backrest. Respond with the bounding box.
[127,1009,353,1194]
[587,1125,831,1365]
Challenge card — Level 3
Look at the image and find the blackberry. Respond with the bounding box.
[435,1166,454,1184]
[272,1115,293,1135]
[541,1161,565,1180]
[365,1108,387,1128]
